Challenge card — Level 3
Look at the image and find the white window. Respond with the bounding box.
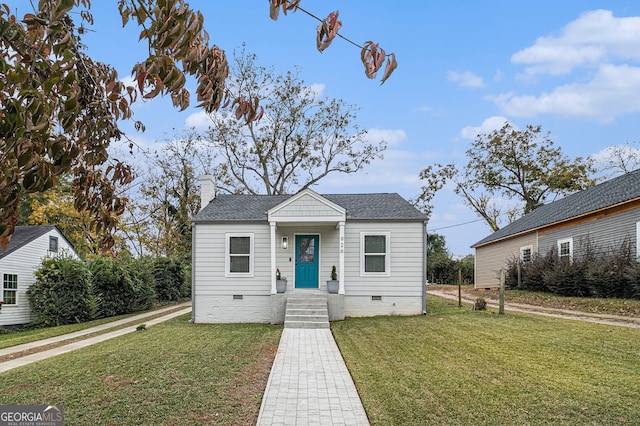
[49,236,58,252]
[225,233,254,277]
[3,274,18,305]
[557,238,573,261]
[361,232,390,276]
[520,246,532,262]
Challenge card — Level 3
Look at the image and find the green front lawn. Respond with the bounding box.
[332,298,640,425]
[0,315,282,425]
[3,298,639,425]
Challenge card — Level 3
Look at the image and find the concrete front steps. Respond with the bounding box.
[284,293,329,329]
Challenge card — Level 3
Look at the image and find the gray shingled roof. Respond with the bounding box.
[0,225,58,260]
[192,193,427,222]
[472,169,640,247]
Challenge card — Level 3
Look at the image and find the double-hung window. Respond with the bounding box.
[361,232,390,276]
[520,246,532,262]
[557,238,573,261]
[226,233,254,277]
[3,274,18,305]
[49,236,59,252]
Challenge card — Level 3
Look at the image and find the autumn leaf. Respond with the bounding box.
[380,52,397,85]
[316,11,341,52]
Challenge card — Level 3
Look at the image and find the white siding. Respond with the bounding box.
[0,229,77,326]
[343,222,424,296]
[194,223,271,296]
[270,193,343,220]
[193,219,426,322]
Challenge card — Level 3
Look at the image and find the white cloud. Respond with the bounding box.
[447,70,485,88]
[184,111,212,131]
[460,116,510,140]
[309,83,326,98]
[314,149,430,198]
[366,128,407,147]
[492,64,640,122]
[512,10,640,77]
[590,142,640,175]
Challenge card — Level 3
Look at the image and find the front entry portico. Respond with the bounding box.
[268,190,346,295]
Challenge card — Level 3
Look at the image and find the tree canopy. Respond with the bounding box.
[418,123,596,231]
[204,50,386,195]
[0,0,396,251]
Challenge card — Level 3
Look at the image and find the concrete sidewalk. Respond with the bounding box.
[257,328,369,426]
[0,303,191,374]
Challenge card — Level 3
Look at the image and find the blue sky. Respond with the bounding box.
[9,1,640,256]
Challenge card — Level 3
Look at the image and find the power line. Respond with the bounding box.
[428,218,484,232]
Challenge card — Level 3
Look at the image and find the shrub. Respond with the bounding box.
[543,257,590,297]
[88,255,157,317]
[585,240,634,299]
[624,261,640,299]
[28,257,96,327]
[126,256,157,311]
[90,256,137,318]
[153,257,189,302]
[505,250,556,292]
[506,237,640,300]
[474,296,487,311]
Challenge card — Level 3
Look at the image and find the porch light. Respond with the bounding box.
[281,236,288,249]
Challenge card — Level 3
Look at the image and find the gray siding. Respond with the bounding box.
[343,221,424,299]
[475,232,537,288]
[538,208,640,259]
[193,219,425,322]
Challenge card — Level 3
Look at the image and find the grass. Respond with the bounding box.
[3,293,639,424]
[0,315,282,425]
[436,284,640,317]
[332,297,640,426]
[0,303,189,350]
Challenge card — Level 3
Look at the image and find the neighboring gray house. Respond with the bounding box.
[191,176,427,324]
[472,169,640,288]
[0,225,79,326]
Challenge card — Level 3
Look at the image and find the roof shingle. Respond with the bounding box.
[192,193,427,222]
[0,225,58,260]
[472,169,640,247]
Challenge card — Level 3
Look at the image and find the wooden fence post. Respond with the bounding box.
[499,269,505,315]
[458,269,462,307]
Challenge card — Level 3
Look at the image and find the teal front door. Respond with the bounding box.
[295,235,319,288]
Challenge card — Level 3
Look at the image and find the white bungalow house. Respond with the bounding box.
[0,225,79,326]
[191,176,428,324]
[472,169,640,288]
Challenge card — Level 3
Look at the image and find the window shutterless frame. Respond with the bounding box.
[225,233,254,277]
[360,232,390,276]
[3,273,18,305]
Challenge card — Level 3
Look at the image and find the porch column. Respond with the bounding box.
[339,221,345,294]
[270,221,277,294]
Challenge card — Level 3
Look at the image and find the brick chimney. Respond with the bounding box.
[198,175,216,211]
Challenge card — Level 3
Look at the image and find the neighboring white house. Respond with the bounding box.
[0,225,79,326]
[472,169,640,288]
[191,176,428,324]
